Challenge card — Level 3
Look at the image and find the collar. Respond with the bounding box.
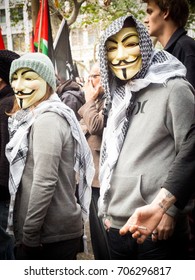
[164,27,187,51]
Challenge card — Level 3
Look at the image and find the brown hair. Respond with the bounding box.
[142,0,189,27]
[8,85,54,115]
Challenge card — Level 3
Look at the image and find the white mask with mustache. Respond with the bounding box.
[11,68,47,109]
[106,27,142,80]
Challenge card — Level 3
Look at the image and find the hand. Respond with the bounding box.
[83,80,103,102]
[104,218,112,230]
[151,213,175,242]
[119,203,164,244]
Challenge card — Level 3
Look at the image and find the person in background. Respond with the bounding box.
[56,79,85,121]
[98,14,194,260]
[142,0,195,89]
[78,62,110,259]
[6,52,94,260]
[143,0,195,258]
[0,50,20,260]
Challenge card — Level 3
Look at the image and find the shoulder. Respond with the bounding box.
[175,35,195,54]
[166,78,194,102]
[34,111,69,129]
[167,77,194,91]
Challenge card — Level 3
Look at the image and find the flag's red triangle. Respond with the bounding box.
[0,27,5,50]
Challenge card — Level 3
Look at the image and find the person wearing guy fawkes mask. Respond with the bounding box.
[98,14,195,260]
[5,52,94,260]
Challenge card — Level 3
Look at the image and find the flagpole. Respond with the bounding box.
[38,0,44,52]
[53,18,66,49]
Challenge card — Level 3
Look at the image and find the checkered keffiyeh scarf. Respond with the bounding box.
[6,93,95,235]
[98,15,187,217]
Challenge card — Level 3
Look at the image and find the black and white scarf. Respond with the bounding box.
[98,15,187,217]
[6,93,95,234]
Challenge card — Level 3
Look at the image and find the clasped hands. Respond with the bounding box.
[104,203,175,244]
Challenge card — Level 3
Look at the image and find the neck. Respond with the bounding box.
[158,24,178,48]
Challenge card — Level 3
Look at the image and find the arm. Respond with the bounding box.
[22,113,66,247]
[161,79,194,217]
[163,122,195,209]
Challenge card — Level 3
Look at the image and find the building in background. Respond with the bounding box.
[70,24,101,80]
[0,0,98,80]
[0,0,32,54]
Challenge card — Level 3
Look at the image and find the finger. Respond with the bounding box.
[151,232,158,242]
[162,234,169,240]
[136,235,147,244]
[104,219,111,230]
[132,230,142,239]
[157,231,163,240]
[120,224,143,235]
[128,224,138,233]
[120,224,131,235]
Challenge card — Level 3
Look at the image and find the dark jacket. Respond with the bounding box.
[163,122,195,209]
[165,27,195,89]
[57,80,85,120]
[0,85,15,201]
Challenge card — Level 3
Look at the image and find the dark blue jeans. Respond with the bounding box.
[89,187,111,259]
[0,226,15,260]
[15,237,82,260]
[0,200,9,230]
[0,200,15,260]
[107,225,190,260]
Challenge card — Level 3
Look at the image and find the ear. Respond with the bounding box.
[163,9,169,20]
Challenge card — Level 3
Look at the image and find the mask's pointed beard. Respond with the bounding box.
[122,68,127,79]
[20,99,23,108]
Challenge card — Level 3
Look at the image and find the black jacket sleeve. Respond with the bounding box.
[163,122,195,209]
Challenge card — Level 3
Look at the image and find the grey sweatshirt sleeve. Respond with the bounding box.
[165,79,194,216]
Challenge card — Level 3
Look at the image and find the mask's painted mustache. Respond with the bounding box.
[111,56,140,67]
[15,90,35,96]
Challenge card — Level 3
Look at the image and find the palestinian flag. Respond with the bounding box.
[0,27,5,50]
[34,0,53,58]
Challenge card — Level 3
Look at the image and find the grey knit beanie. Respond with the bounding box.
[9,52,56,91]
